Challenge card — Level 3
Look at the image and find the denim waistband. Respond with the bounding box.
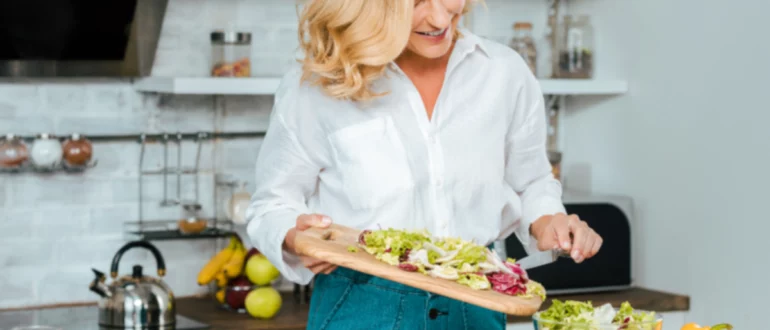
[327,267,428,295]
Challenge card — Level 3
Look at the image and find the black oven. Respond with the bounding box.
[500,191,633,294]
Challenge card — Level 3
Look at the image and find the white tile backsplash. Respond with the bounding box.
[0,0,286,308]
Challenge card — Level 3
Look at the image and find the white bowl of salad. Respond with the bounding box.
[532,300,662,330]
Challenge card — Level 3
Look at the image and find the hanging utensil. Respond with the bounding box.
[159,134,176,206]
[193,132,207,204]
[175,132,183,205]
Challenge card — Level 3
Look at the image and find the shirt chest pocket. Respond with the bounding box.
[329,117,414,210]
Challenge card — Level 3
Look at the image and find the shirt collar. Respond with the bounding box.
[454,28,490,58]
[387,28,489,76]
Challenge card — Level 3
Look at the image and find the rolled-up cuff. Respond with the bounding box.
[515,196,566,257]
[247,209,315,286]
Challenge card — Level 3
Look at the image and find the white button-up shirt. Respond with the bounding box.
[246,30,566,285]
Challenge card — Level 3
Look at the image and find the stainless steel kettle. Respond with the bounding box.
[89,240,175,329]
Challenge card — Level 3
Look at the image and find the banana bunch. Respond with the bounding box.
[197,236,248,287]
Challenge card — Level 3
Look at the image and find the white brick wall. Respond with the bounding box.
[0,0,296,308]
[0,80,275,308]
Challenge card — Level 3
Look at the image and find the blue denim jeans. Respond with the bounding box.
[306,267,506,330]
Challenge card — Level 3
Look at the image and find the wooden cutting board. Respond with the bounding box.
[293,223,544,316]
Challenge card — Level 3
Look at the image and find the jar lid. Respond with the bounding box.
[36,133,57,140]
[4,133,16,141]
[70,133,84,141]
[211,31,252,44]
[182,202,203,211]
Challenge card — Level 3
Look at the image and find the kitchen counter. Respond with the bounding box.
[177,293,309,330]
[175,287,689,329]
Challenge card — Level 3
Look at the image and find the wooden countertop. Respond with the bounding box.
[177,293,309,330]
[177,287,689,329]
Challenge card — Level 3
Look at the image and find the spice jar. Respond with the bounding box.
[0,134,29,169]
[509,22,537,76]
[210,31,252,77]
[548,151,562,181]
[62,133,93,167]
[556,15,594,79]
[178,202,208,234]
[30,133,62,169]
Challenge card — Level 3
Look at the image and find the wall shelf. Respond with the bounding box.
[133,77,628,96]
[134,77,281,95]
[538,79,628,95]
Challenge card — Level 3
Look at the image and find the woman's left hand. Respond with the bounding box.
[530,213,603,263]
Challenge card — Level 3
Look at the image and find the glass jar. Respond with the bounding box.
[557,15,594,79]
[0,134,29,169]
[178,202,207,234]
[210,31,252,77]
[30,133,62,169]
[62,133,93,167]
[548,151,562,181]
[508,22,537,76]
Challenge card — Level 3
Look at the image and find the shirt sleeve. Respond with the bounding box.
[245,74,323,285]
[502,69,567,260]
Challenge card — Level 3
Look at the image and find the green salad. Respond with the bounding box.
[357,228,545,300]
[536,300,659,330]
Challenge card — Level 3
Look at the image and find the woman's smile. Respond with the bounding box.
[415,27,449,42]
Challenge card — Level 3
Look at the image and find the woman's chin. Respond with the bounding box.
[409,42,453,59]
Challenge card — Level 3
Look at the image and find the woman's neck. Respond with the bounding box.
[394,43,455,75]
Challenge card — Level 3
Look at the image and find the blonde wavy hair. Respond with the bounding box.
[298,0,480,102]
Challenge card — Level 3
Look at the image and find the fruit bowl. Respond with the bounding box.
[532,309,663,330]
[213,281,258,313]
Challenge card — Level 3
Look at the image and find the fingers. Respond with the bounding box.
[296,213,332,231]
[570,221,590,263]
[320,264,338,275]
[553,214,572,251]
[588,234,603,258]
[302,256,337,274]
[301,256,325,268]
[309,263,333,274]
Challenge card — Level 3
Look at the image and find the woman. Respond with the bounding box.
[247,0,603,329]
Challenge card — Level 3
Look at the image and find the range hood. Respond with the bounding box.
[0,0,168,78]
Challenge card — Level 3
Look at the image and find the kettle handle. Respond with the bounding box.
[110,240,166,278]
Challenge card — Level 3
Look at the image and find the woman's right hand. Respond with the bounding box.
[283,213,338,275]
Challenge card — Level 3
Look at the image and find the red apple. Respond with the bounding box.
[225,276,253,310]
[245,247,261,261]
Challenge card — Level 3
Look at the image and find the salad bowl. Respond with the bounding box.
[532,301,663,330]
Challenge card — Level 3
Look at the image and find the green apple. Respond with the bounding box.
[245,287,282,319]
[245,255,280,285]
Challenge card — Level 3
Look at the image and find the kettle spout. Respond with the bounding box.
[89,268,111,298]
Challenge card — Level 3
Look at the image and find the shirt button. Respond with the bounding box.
[435,178,443,187]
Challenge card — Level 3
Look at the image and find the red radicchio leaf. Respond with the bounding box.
[399,249,411,262]
[398,263,418,272]
[505,262,529,283]
[358,230,371,245]
[486,271,528,296]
